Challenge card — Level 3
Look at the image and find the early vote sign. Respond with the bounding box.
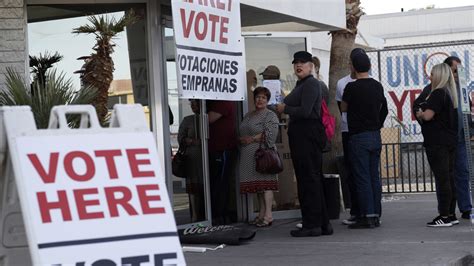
[172,0,246,101]
[11,132,184,265]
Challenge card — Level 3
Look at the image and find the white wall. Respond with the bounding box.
[0,0,27,91]
[359,5,474,46]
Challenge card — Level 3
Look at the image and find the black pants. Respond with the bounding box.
[425,145,457,216]
[209,149,236,225]
[342,132,360,217]
[288,120,329,229]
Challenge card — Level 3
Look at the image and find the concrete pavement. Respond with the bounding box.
[183,193,473,266]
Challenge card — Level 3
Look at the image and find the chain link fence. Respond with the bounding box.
[366,40,474,193]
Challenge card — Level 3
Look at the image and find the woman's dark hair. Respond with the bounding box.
[253,86,271,101]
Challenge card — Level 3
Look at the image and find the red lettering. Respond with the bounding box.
[74,188,104,220]
[209,0,216,8]
[127,149,155,178]
[180,9,195,38]
[228,0,232,11]
[104,186,139,217]
[208,14,220,42]
[64,151,95,182]
[137,184,165,215]
[37,191,72,223]
[28,153,59,184]
[410,89,422,120]
[219,16,229,44]
[215,0,224,9]
[194,12,208,41]
[95,150,122,179]
[388,90,409,121]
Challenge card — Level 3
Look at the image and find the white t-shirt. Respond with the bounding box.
[335,74,356,133]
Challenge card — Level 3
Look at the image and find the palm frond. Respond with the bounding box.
[0,68,31,106]
[1,67,98,128]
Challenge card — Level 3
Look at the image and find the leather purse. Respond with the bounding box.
[255,131,283,175]
[172,140,188,178]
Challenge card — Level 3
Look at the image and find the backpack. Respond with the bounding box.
[321,99,336,141]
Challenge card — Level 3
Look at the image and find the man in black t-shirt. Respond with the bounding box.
[341,49,388,229]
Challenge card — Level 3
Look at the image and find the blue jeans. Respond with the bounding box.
[454,141,472,212]
[349,131,382,217]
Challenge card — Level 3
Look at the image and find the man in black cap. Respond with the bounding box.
[341,49,388,229]
[276,50,332,237]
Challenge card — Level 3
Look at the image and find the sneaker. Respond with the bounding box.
[295,222,302,229]
[426,216,452,227]
[449,214,459,225]
[461,210,471,220]
[342,216,357,225]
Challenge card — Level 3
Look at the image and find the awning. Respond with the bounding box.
[240,2,346,32]
[27,1,346,33]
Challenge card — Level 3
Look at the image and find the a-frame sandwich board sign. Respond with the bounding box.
[0,104,185,265]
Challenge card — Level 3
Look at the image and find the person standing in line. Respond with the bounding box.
[443,57,471,220]
[293,56,332,230]
[177,100,204,222]
[239,87,280,227]
[207,100,238,225]
[335,48,366,225]
[415,63,458,227]
[341,49,388,229]
[276,51,332,237]
[413,56,471,222]
[312,56,329,104]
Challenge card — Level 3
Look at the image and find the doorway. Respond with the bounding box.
[243,33,310,220]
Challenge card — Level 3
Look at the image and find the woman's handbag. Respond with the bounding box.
[255,131,283,175]
[172,141,188,178]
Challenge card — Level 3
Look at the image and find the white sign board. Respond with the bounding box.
[458,66,471,115]
[171,0,246,101]
[262,80,283,105]
[6,112,185,265]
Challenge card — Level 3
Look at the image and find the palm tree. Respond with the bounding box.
[325,0,364,172]
[0,67,97,129]
[72,10,138,125]
[29,51,63,90]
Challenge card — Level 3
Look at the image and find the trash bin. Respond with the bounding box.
[323,174,341,220]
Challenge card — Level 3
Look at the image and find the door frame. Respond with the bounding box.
[242,32,312,221]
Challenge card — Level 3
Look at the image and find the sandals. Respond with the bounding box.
[248,217,263,225]
[256,218,273,227]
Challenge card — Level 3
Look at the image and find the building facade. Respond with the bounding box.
[0,0,346,229]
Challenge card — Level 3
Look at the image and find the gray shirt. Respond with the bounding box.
[284,75,321,122]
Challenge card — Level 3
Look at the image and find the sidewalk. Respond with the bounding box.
[184,193,474,266]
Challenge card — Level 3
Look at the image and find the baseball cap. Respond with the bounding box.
[259,65,280,78]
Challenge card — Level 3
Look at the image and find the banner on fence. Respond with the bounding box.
[368,42,474,143]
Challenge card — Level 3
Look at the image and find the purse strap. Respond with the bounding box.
[259,110,272,149]
[178,138,188,154]
[258,130,267,149]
